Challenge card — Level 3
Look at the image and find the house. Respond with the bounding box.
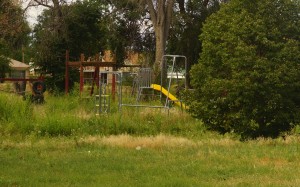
[0,58,30,94]
[81,50,142,86]
[83,50,116,84]
[8,58,30,79]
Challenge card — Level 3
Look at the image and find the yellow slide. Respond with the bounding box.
[151,84,187,109]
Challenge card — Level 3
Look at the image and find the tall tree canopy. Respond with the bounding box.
[142,0,227,77]
[32,0,145,91]
[104,1,147,65]
[32,0,108,91]
[27,0,229,91]
[168,0,224,86]
[189,0,300,139]
[0,0,30,78]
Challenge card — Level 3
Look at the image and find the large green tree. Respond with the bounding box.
[32,0,145,91]
[104,1,146,65]
[144,1,229,68]
[189,0,300,139]
[168,0,225,86]
[0,0,30,79]
[130,0,227,78]
[32,0,111,91]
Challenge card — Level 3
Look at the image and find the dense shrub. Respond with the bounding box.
[189,0,300,139]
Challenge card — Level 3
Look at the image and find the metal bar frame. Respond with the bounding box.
[97,71,122,114]
[64,50,141,95]
[161,55,187,109]
[120,55,187,114]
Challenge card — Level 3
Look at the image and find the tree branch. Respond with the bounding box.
[177,0,185,13]
[165,0,174,39]
[32,0,53,9]
[146,0,157,28]
[203,0,210,7]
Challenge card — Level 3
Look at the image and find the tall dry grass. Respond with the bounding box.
[0,92,206,138]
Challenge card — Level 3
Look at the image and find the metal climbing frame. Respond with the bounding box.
[161,55,187,109]
[135,68,154,102]
[95,71,122,115]
[120,55,187,112]
[120,67,166,111]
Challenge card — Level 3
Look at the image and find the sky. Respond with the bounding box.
[23,4,45,27]
[22,0,75,28]
[22,0,49,28]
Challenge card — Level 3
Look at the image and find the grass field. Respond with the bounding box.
[1,91,300,186]
[1,135,300,186]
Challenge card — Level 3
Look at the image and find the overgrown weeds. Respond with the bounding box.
[0,92,206,138]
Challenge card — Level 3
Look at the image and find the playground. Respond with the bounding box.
[0,51,195,137]
[64,51,189,116]
[0,50,189,117]
[1,53,300,187]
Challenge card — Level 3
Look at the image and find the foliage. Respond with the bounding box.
[0,91,202,137]
[189,0,300,139]
[64,0,109,56]
[0,0,31,77]
[0,41,10,79]
[105,1,146,66]
[168,0,222,83]
[32,0,109,92]
[32,0,149,92]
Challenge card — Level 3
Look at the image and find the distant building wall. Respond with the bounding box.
[8,59,30,79]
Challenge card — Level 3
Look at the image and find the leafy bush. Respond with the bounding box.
[189,0,300,139]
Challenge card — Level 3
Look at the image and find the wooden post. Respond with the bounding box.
[80,53,84,95]
[112,74,115,101]
[65,50,69,95]
[90,65,99,96]
[112,65,116,101]
[95,53,100,88]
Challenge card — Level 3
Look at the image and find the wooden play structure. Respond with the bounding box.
[65,50,140,96]
[94,55,188,114]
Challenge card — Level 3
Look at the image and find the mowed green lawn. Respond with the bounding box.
[1,134,300,186]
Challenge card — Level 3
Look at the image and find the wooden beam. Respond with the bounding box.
[67,61,117,67]
[65,50,69,95]
[0,78,44,82]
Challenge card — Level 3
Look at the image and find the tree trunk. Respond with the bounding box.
[154,24,165,73]
[32,0,63,34]
[146,0,174,77]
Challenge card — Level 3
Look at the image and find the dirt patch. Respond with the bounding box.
[256,157,289,168]
[82,134,197,149]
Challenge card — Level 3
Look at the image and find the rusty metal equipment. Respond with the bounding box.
[65,50,141,97]
[120,55,188,113]
[96,71,122,115]
[0,76,46,103]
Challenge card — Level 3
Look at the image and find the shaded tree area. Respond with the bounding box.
[32,0,109,91]
[144,0,175,73]
[126,0,227,79]
[30,0,228,91]
[32,0,146,92]
[189,0,300,139]
[103,1,148,66]
[0,0,31,79]
[168,0,224,86]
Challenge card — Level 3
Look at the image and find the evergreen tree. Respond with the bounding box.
[189,0,300,139]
